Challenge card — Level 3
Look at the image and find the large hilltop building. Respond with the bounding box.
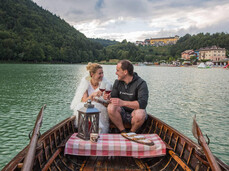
[149,35,179,46]
[136,35,179,46]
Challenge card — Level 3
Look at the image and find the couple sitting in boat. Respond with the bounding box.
[70,60,149,134]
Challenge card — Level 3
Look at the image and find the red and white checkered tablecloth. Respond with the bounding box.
[64,133,166,158]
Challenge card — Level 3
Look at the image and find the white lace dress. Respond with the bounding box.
[70,75,110,133]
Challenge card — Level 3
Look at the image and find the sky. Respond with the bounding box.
[33,0,229,42]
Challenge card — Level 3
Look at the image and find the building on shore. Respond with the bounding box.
[181,49,197,60]
[181,45,228,66]
[198,45,226,60]
[198,45,228,66]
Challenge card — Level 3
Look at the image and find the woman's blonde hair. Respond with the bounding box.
[86,62,102,76]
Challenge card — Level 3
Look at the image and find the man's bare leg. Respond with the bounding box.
[107,104,125,132]
[130,109,146,132]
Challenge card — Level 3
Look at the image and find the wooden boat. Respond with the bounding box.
[2,105,229,171]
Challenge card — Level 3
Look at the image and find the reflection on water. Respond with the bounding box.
[0,64,228,169]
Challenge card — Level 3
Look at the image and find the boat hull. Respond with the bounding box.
[2,114,229,171]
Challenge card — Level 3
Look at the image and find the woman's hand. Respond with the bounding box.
[103,93,110,100]
[90,91,102,100]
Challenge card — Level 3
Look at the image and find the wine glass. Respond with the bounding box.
[105,83,112,94]
[99,82,106,101]
[99,81,106,93]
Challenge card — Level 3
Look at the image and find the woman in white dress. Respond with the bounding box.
[70,63,110,133]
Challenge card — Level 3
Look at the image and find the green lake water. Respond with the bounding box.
[0,64,228,169]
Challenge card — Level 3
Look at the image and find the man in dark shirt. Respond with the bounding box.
[107,60,149,133]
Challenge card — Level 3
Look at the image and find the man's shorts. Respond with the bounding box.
[120,107,148,124]
[120,107,132,124]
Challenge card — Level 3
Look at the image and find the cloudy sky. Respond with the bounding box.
[33,0,229,42]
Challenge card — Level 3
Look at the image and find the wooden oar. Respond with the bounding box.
[22,105,46,171]
[192,115,221,171]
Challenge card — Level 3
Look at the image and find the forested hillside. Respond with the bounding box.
[103,40,144,61]
[0,0,103,63]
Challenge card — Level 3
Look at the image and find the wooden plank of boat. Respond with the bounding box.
[192,116,222,171]
[42,147,63,171]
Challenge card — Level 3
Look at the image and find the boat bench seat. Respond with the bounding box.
[109,120,131,129]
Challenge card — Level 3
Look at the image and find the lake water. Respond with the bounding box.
[0,64,228,169]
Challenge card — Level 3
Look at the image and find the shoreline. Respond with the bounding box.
[0,61,228,68]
